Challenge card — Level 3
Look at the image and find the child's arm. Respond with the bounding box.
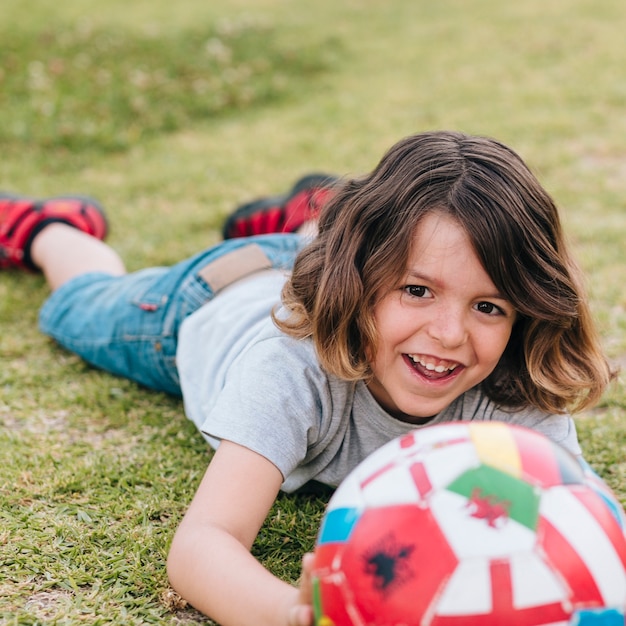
[167,439,313,626]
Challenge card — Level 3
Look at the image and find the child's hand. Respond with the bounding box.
[287,553,315,626]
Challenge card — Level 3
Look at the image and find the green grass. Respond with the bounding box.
[0,19,335,161]
[1,0,625,623]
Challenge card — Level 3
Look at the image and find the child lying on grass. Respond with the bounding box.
[0,130,615,625]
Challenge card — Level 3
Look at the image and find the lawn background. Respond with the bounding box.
[1,0,625,623]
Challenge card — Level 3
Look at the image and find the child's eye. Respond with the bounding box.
[475,301,503,316]
[404,285,431,298]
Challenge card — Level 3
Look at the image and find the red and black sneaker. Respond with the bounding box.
[222,173,338,239]
[0,193,108,270]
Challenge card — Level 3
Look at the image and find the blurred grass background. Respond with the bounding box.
[0,0,625,623]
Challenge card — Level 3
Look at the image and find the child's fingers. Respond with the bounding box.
[287,553,316,626]
[288,604,314,626]
[299,552,315,604]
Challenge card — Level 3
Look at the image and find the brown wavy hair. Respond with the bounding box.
[275,130,615,414]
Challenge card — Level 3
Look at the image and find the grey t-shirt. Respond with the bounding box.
[177,270,581,493]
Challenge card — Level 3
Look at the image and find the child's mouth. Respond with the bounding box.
[405,354,460,381]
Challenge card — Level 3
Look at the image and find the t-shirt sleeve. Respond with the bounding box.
[199,336,330,480]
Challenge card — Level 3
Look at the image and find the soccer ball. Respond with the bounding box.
[311,422,626,626]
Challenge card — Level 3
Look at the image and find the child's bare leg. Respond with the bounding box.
[31,223,125,291]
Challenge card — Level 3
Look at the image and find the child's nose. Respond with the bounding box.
[427,308,468,349]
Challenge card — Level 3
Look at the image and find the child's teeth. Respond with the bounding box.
[409,355,457,372]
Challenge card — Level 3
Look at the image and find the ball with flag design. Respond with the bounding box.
[311,422,626,626]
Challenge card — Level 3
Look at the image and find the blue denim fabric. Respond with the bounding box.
[39,234,303,396]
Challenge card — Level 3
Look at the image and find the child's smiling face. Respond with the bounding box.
[366,211,517,422]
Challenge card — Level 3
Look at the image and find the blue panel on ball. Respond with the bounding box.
[571,608,624,625]
[318,507,360,544]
